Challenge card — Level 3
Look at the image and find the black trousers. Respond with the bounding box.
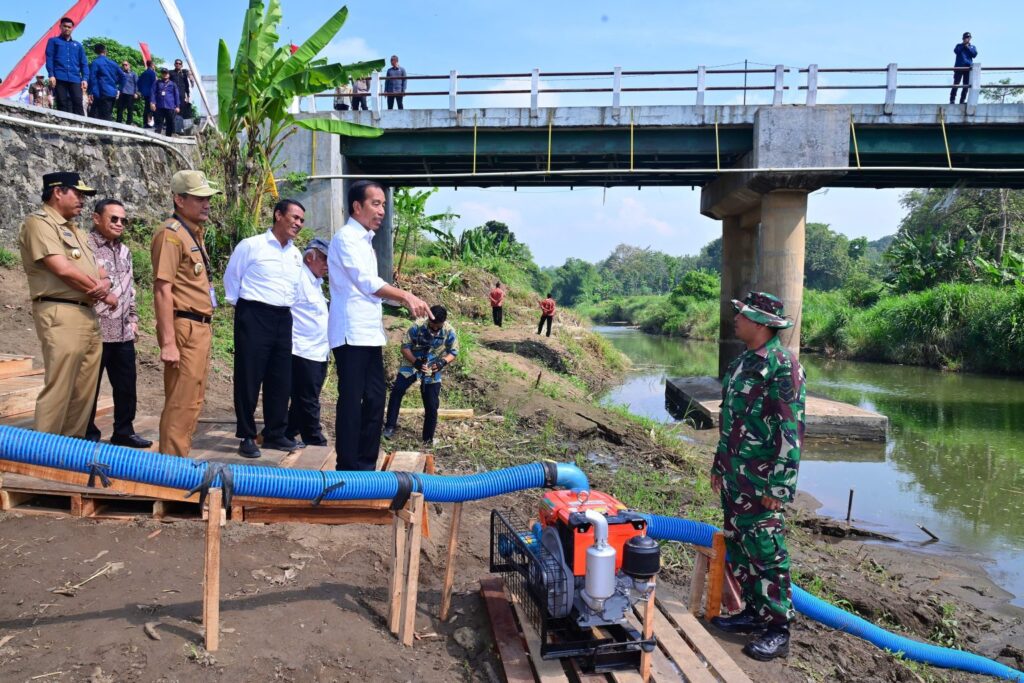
[492,306,503,327]
[53,80,84,115]
[115,93,136,125]
[334,344,386,471]
[154,108,176,136]
[85,341,138,440]
[352,95,368,110]
[233,299,293,441]
[950,69,971,103]
[537,313,553,337]
[91,96,115,121]
[387,95,404,110]
[286,355,328,443]
[384,373,443,442]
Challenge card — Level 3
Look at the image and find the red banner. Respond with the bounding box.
[139,41,152,66]
[0,0,100,99]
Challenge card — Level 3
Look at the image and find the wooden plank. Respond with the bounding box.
[388,508,409,635]
[0,356,34,380]
[399,407,474,420]
[643,607,716,683]
[639,580,656,683]
[0,375,44,418]
[689,554,708,616]
[506,581,572,683]
[479,576,536,683]
[439,502,463,621]
[241,507,392,525]
[657,597,753,683]
[399,493,424,647]
[705,533,726,620]
[388,451,426,472]
[203,488,223,652]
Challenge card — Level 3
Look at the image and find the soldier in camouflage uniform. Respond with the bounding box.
[709,291,806,661]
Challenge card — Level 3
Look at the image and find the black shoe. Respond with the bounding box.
[304,436,328,447]
[710,610,768,635]
[382,425,395,439]
[238,438,261,458]
[262,436,299,452]
[743,625,790,661]
[110,433,153,449]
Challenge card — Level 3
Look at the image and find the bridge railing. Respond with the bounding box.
[300,64,1024,116]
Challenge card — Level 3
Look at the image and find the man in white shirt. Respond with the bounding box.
[223,199,305,458]
[286,238,330,447]
[329,181,432,471]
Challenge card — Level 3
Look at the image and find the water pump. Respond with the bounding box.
[490,490,660,672]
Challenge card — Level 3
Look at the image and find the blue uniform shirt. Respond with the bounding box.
[45,36,88,83]
[88,55,121,98]
[152,79,180,110]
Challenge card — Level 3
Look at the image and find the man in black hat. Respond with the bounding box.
[18,172,118,437]
[951,31,977,104]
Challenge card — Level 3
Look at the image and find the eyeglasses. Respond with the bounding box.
[108,216,127,225]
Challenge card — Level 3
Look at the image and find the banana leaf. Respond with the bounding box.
[0,20,26,42]
[293,117,383,139]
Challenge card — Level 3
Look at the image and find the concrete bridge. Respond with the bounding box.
[275,64,1024,375]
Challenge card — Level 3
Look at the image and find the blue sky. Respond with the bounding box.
[2,1,1021,265]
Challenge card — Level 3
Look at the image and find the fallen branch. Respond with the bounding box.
[575,412,625,445]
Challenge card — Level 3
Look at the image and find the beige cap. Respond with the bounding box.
[171,170,221,197]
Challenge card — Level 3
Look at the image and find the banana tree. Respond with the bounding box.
[215,1,383,239]
[0,21,25,42]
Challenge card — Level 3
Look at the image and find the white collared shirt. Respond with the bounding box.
[292,264,330,361]
[328,219,387,347]
[223,229,303,307]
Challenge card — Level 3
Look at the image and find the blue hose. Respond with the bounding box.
[1,425,1019,679]
[0,426,589,503]
[642,513,1024,681]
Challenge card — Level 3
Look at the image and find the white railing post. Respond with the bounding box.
[530,68,540,117]
[696,65,706,108]
[449,70,458,113]
[884,63,897,114]
[772,64,785,105]
[967,63,982,115]
[806,64,818,106]
[289,96,300,114]
[612,65,622,113]
[370,71,380,121]
[308,93,318,113]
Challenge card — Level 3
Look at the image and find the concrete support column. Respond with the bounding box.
[718,213,758,377]
[371,187,394,284]
[757,190,807,357]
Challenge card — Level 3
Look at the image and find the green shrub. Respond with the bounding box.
[0,246,19,269]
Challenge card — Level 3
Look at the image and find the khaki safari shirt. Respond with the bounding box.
[18,203,99,303]
[150,215,214,317]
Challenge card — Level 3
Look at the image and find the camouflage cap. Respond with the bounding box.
[731,291,794,329]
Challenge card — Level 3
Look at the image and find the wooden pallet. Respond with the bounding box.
[481,576,751,683]
[0,354,34,380]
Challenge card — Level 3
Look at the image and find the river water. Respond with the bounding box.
[595,326,1024,606]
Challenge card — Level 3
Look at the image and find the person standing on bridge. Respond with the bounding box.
[87,43,120,122]
[709,291,806,662]
[44,16,88,116]
[384,55,407,110]
[950,31,977,104]
[537,293,556,337]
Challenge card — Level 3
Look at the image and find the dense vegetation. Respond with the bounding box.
[561,186,1024,374]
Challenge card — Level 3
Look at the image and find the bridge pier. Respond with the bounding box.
[703,106,848,376]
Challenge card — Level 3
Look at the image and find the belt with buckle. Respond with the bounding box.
[35,296,91,307]
[174,311,212,324]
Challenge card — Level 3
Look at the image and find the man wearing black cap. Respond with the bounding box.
[951,32,977,104]
[18,172,118,437]
[286,238,331,448]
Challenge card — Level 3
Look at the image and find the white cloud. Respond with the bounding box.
[320,37,380,65]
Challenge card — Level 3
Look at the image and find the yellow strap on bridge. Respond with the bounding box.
[850,114,862,169]
[940,109,953,169]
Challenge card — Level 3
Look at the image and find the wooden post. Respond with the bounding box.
[399,493,424,646]
[387,501,409,635]
[706,532,727,620]
[640,577,656,683]
[689,552,709,615]
[439,502,463,621]
[203,488,223,652]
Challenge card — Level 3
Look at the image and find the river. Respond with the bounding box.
[595,326,1024,607]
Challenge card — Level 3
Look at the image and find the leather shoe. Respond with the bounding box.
[305,436,328,447]
[262,436,299,452]
[710,610,768,635]
[743,625,790,661]
[111,434,153,449]
[239,438,261,459]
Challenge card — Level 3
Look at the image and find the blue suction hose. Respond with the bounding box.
[0,426,1019,679]
[642,514,1024,681]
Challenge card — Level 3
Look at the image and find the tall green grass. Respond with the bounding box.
[579,295,718,339]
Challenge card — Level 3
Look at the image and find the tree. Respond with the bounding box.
[848,236,868,262]
[695,238,722,274]
[550,258,600,305]
[480,220,517,245]
[82,37,163,123]
[214,1,384,238]
[804,222,852,290]
[392,188,456,279]
[981,78,1024,104]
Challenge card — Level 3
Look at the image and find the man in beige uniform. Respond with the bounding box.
[19,172,118,437]
[151,170,221,457]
